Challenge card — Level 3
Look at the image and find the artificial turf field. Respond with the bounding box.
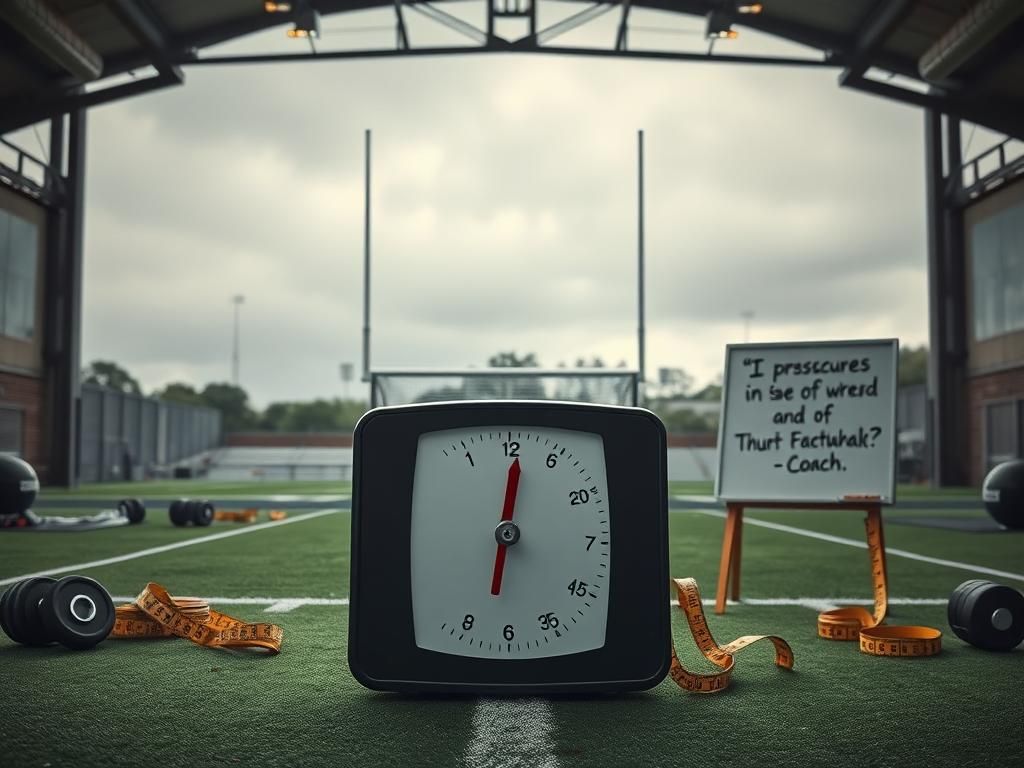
[2,481,1022,767]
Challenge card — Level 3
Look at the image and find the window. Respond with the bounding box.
[985,400,1020,472]
[0,208,39,341]
[0,407,22,455]
[972,199,1024,340]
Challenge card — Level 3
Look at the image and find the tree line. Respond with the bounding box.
[80,345,928,435]
[81,360,367,432]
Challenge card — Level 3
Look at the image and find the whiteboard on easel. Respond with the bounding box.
[714,339,898,504]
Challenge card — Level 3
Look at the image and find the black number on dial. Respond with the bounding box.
[503,441,520,457]
[569,489,590,505]
[462,614,474,630]
[546,453,557,468]
[585,535,596,551]
[538,612,560,630]
[567,579,588,596]
[503,624,515,640]
[465,452,474,467]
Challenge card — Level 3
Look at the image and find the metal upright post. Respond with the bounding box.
[231,294,244,385]
[637,129,646,405]
[61,108,85,486]
[362,129,372,382]
[924,111,969,486]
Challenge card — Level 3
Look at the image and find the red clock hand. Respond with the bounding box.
[490,457,521,596]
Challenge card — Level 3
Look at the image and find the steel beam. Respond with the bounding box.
[615,0,632,51]
[42,108,84,487]
[0,69,182,136]
[924,111,969,487]
[843,75,1024,141]
[105,0,181,78]
[393,0,410,49]
[408,2,488,45]
[839,0,916,83]
[535,3,615,46]
[187,41,836,67]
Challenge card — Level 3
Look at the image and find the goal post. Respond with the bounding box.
[369,368,640,408]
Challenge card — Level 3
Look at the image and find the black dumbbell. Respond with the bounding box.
[168,498,214,527]
[948,579,1024,652]
[0,575,115,650]
[169,498,190,526]
[193,500,214,526]
[117,498,146,524]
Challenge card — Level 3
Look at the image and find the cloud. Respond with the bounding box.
[79,32,929,407]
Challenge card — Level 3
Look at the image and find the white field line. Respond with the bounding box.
[465,698,558,768]
[0,508,342,587]
[99,596,951,614]
[686,508,1024,583]
[262,495,351,503]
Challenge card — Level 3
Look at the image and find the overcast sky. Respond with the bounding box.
[22,6,959,408]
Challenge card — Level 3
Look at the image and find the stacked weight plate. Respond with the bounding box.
[0,576,115,650]
[948,579,1024,651]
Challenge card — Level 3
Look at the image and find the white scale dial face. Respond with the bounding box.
[410,426,610,659]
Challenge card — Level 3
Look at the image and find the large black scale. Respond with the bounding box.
[348,401,671,693]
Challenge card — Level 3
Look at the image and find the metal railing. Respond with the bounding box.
[0,137,61,204]
[960,137,1024,202]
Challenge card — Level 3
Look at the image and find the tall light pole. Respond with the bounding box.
[232,294,245,385]
[340,362,354,400]
[741,310,754,343]
[637,129,646,405]
[362,128,372,383]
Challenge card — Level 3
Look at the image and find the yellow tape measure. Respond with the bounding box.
[112,582,283,653]
[817,509,941,657]
[213,508,288,523]
[668,577,794,693]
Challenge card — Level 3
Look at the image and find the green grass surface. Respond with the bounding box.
[2,485,1021,767]
[40,479,352,498]
[45,478,976,500]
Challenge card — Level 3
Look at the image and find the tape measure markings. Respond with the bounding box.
[112,583,283,653]
[816,509,942,657]
[688,508,1024,582]
[668,577,794,693]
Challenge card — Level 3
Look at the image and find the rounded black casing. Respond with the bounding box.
[348,401,671,694]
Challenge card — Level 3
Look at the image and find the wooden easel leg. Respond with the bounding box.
[729,510,743,602]
[715,504,742,614]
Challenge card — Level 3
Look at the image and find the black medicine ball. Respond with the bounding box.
[983,459,1024,530]
[0,454,39,516]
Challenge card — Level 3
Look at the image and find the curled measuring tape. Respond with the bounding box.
[112,582,283,653]
[669,577,794,693]
[214,509,260,523]
[817,509,941,657]
[213,509,288,523]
